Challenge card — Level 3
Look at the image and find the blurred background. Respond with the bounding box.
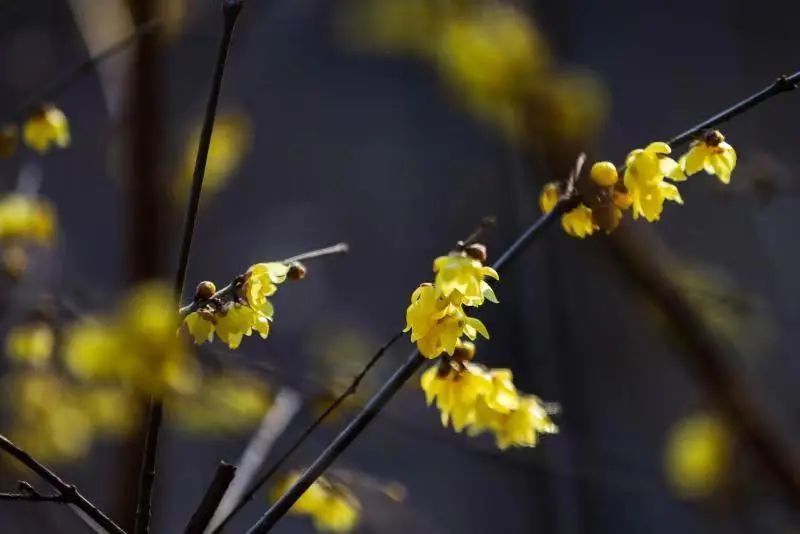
[0,0,799,532]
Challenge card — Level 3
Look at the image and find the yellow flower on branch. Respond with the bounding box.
[420,360,492,431]
[624,142,685,222]
[679,130,737,184]
[5,322,55,368]
[22,105,70,154]
[561,204,596,238]
[433,253,498,306]
[244,262,289,309]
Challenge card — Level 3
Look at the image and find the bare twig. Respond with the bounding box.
[134,2,244,534]
[245,199,571,533]
[184,463,237,534]
[0,434,126,534]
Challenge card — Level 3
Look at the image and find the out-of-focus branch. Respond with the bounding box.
[607,228,800,506]
[0,434,126,534]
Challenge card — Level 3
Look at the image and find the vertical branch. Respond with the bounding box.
[184,463,237,534]
[133,2,244,534]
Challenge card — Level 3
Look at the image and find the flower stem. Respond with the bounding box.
[0,434,126,534]
[245,204,568,534]
[668,71,800,148]
[133,3,243,534]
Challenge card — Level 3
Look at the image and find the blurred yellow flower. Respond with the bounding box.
[22,105,70,153]
[81,386,140,436]
[65,283,198,397]
[665,413,731,499]
[174,112,251,201]
[539,182,560,214]
[624,142,685,222]
[5,322,55,368]
[679,130,737,184]
[244,262,289,309]
[168,371,271,433]
[271,472,361,533]
[184,310,215,344]
[433,253,498,306]
[492,395,557,449]
[561,204,596,238]
[0,193,56,245]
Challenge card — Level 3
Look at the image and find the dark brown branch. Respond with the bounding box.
[184,462,237,534]
[0,434,126,534]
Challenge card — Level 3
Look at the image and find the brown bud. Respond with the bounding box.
[464,243,487,263]
[195,281,217,301]
[453,340,476,362]
[287,261,307,281]
[703,130,725,147]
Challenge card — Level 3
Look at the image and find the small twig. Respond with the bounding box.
[210,332,404,532]
[6,20,161,123]
[184,463,237,534]
[0,492,65,502]
[178,242,350,317]
[0,434,126,534]
[667,71,800,148]
[134,3,243,534]
[245,201,570,533]
[457,216,497,250]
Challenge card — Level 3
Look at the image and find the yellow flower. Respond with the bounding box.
[590,161,618,187]
[624,142,685,222]
[539,182,560,214]
[168,371,272,434]
[405,284,489,358]
[244,262,289,309]
[679,130,737,184]
[215,304,257,349]
[22,105,70,153]
[433,253,499,306]
[493,395,558,449]
[665,413,730,499]
[183,310,215,343]
[271,472,361,532]
[5,322,54,368]
[0,193,56,245]
[561,204,596,238]
[420,361,493,431]
[64,283,198,397]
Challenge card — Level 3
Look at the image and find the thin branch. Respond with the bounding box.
[134,2,243,534]
[0,434,126,534]
[184,463,237,534]
[0,492,65,502]
[667,71,800,148]
[209,331,405,532]
[245,202,570,533]
[7,19,161,122]
[178,242,350,317]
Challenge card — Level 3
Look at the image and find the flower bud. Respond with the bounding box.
[287,261,307,280]
[539,182,560,214]
[589,161,618,187]
[464,243,487,263]
[453,340,476,362]
[195,281,217,301]
[703,130,724,147]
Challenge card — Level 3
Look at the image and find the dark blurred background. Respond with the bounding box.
[0,0,799,532]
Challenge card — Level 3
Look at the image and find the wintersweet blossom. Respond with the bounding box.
[420,360,492,430]
[22,105,70,153]
[5,322,54,368]
[433,253,498,306]
[679,130,737,184]
[0,193,56,245]
[624,142,686,222]
[561,204,596,238]
[271,472,361,533]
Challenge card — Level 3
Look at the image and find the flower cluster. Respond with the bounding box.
[65,283,198,397]
[271,471,361,533]
[539,130,737,237]
[420,342,557,449]
[183,260,305,349]
[404,244,496,358]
